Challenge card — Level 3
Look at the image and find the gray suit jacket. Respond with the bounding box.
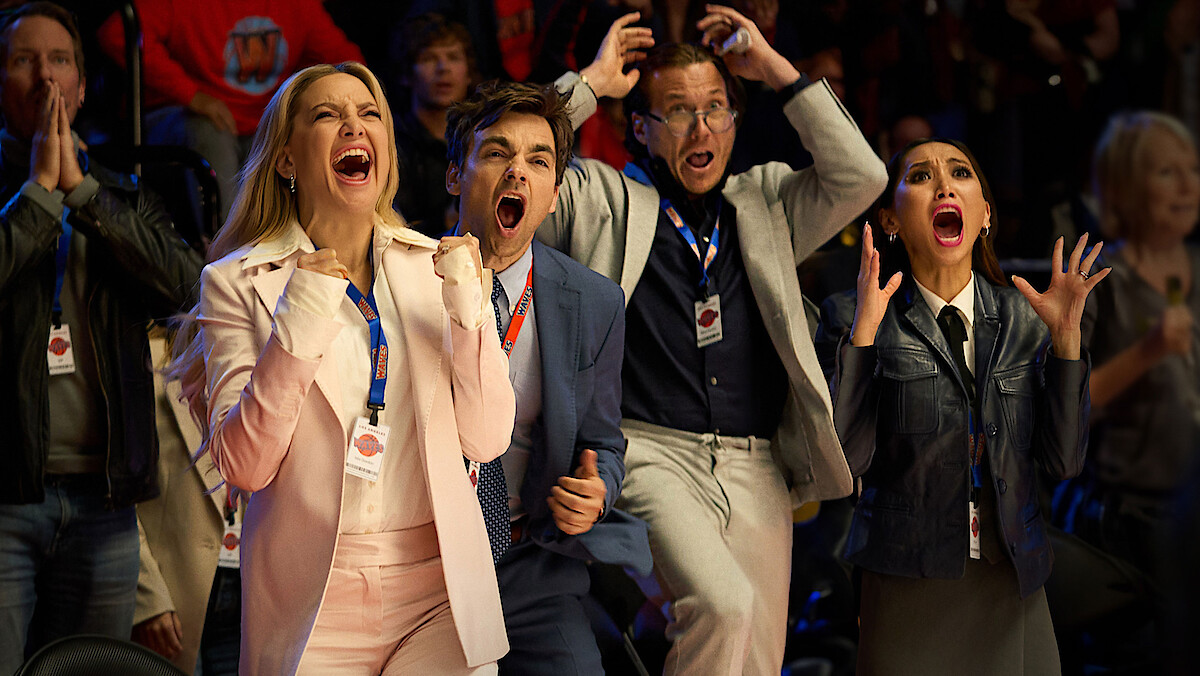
[538,75,888,503]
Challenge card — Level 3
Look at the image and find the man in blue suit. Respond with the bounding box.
[444,78,652,674]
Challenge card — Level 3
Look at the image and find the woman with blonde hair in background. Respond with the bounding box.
[1055,110,1199,581]
[170,61,515,675]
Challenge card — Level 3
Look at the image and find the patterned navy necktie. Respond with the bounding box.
[475,275,511,563]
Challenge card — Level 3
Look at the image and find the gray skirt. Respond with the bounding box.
[856,559,1061,676]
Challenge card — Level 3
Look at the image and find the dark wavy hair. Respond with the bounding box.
[622,43,745,160]
[872,137,1007,287]
[446,79,573,185]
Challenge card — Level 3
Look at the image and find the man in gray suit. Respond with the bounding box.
[539,5,887,674]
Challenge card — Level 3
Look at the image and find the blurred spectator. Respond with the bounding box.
[1052,111,1197,672]
[1057,111,1199,573]
[96,0,364,223]
[131,330,241,674]
[390,13,477,237]
[1163,0,1200,138]
[0,3,202,670]
[967,0,1121,259]
[405,0,594,83]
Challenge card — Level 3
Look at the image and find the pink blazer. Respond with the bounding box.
[198,222,514,675]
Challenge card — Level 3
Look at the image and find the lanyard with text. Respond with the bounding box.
[661,198,720,293]
[346,282,388,425]
[967,408,984,559]
[662,199,725,348]
[47,219,76,376]
[344,280,392,482]
[500,266,534,357]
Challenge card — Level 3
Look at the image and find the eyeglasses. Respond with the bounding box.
[644,107,737,137]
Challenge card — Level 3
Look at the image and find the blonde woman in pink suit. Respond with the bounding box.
[170,61,515,675]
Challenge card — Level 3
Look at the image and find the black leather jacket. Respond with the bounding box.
[818,277,1089,598]
[0,148,202,508]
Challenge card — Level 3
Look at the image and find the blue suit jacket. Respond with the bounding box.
[519,240,652,575]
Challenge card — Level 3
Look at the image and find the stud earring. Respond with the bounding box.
[289,174,296,193]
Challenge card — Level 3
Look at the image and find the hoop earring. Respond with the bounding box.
[289,174,296,193]
[982,222,990,237]
[887,232,896,243]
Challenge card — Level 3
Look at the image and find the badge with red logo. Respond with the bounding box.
[693,294,723,348]
[346,417,390,481]
[467,460,481,494]
[47,324,76,376]
[968,501,981,560]
[218,522,241,569]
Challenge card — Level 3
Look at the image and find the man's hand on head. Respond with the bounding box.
[29,82,61,192]
[697,4,799,91]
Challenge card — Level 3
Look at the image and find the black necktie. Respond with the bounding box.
[937,306,976,404]
[474,276,511,563]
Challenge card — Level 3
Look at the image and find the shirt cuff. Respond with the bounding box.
[272,267,347,359]
[63,174,101,210]
[20,180,65,217]
[777,73,815,103]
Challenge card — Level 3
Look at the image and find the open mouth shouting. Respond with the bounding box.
[495,192,527,236]
[332,146,372,184]
[932,204,964,247]
[686,151,714,169]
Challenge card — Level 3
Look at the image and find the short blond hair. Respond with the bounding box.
[1093,111,1196,241]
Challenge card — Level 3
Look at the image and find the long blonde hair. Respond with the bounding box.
[169,62,404,446]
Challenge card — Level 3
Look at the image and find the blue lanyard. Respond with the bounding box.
[52,218,72,327]
[661,198,721,292]
[345,282,388,426]
[968,409,983,493]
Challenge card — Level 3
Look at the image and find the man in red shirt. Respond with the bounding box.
[97,0,363,223]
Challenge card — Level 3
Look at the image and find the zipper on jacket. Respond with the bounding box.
[87,281,115,506]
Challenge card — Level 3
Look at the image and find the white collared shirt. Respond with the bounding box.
[250,220,434,534]
[492,245,541,519]
[915,273,976,376]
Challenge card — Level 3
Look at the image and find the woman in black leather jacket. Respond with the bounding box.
[818,138,1108,675]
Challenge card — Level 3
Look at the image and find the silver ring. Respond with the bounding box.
[1078,270,1089,280]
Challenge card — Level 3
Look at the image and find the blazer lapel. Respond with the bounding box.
[899,283,969,397]
[526,244,579,512]
[619,176,660,302]
[381,243,443,436]
[249,263,346,429]
[972,279,1001,398]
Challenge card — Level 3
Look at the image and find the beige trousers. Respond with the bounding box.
[617,420,793,676]
[299,525,497,675]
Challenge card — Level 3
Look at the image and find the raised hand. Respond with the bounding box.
[695,3,798,90]
[57,89,83,193]
[1012,234,1111,360]
[579,12,655,100]
[850,223,903,347]
[548,448,607,535]
[30,82,61,192]
[433,232,483,283]
[297,249,349,280]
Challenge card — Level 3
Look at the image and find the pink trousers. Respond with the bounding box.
[298,524,497,675]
